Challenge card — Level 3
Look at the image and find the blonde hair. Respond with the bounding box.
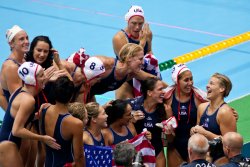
[68,102,87,122]
[119,43,143,63]
[85,102,100,126]
[212,73,232,97]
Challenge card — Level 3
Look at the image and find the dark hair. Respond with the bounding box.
[106,99,130,126]
[25,35,53,69]
[54,76,74,103]
[140,77,166,122]
[140,77,161,98]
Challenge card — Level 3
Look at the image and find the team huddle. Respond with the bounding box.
[0,5,247,167]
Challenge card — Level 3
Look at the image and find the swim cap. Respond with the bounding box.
[171,64,190,84]
[125,5,144,22]
[83,57,105,82]
[67,48,90,67]
[18,62,42,86]
[6,25,24,42]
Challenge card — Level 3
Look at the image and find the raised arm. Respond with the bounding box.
[51,49,73,81]
[132,70,168,87]
[139,23,153,54]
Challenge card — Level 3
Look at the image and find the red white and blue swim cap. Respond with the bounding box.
[18,62,42,86]
[125,5,144,22]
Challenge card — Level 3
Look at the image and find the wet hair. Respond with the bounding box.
[212,73,232,97]
[68,102,87,122]
[25,35,53,69]
[54,76,74,103]
[105,99,130,126]
[178,70,192,82]
[119,43,143,63]
[140,77,166,122]
[140,77,161,98]
[85,102,101,127]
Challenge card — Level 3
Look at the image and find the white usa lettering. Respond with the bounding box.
[144,122,153,128]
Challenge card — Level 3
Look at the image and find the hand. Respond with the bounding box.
[139,29,147,41]
[162,124,175,136]
[51,48,60,64]
[190,127,196,136]
[44,66,57,83]
[39,103,51,111]
[102,100,113,109]
[163,103,172,113]
[191,125,205,135]
[144,131,152,141]
[49,70,69,82]
[132,110,145,121]
[142,23,152,41]
[231,108,239,121]
[138,23,152,47]
[35,103,51,120]
[34,112,39,121]
[43,135,61,150]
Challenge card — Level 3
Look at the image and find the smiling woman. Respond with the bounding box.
[83,102,107,146]
[88,43,159,98]
[102,99,137,146]
[25,36,53,69]
[191,73,237,166]
[128,77,167,166]
[163,64,207,167]
[25,36,58,108]
[0,25,29,103]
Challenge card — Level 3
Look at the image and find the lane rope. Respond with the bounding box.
[159,31,250,71]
